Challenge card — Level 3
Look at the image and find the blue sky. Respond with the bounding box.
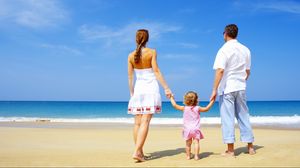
[0,0,300,101]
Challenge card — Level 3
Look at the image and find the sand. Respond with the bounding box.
[0,122,300,167]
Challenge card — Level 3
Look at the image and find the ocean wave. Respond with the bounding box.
[0,116,299,128]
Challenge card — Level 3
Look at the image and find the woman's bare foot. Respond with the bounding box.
[132,154,145,162]
[194,154,199,160]
[143,155,153,160]
[186,154,191,160]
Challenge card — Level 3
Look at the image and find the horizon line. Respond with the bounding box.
[0,100,300,102]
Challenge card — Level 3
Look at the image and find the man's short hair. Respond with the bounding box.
[224,24,238,39]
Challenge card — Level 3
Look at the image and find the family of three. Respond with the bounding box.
[127,24,255,162]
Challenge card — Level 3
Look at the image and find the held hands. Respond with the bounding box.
[210,89,217,102]
[164,88,172,99]
[169,93,175,100]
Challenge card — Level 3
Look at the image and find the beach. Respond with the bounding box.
[0,122,300,167]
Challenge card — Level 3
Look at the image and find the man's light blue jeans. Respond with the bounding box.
[219,90,254,144]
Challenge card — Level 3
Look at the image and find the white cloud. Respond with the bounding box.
[178,42,199,49]
[161,53,200,60]
[234,0,300,15]
[255,1,300,14]
[78,21,181,48]
[40,43,83,56]
[79,25,120,40]
[165,66,199,81]
[0,0,69,29]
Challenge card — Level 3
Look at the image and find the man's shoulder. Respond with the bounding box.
[236,41,250,51]
[218,42,232,54]
[224,40,251,55]
[217,42,229,53]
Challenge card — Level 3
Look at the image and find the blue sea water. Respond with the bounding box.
[0,101,299,128]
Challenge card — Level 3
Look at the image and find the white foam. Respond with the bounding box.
[250,115,300,128]
[0,116,299,128]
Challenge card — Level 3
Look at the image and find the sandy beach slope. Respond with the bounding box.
[0,122,299,167]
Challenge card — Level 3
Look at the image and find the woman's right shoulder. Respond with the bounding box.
[128,50,135,57]
[128,51,136,61]
[147,48,156,53]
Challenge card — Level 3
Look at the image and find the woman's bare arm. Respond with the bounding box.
[151,49,172,97]
[128,55,134,96]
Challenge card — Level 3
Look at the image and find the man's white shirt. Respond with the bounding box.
[213,39,251,95]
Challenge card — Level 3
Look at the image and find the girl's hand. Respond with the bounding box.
[164,88,172,99]
[211,97,216,103]
[169,94,175,101]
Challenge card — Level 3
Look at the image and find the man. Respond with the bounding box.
[210,24,255,156]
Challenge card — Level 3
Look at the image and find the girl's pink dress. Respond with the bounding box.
[183,106,204,140]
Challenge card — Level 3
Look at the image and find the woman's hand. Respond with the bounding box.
[164,88,172,99]
[130,91,134,97]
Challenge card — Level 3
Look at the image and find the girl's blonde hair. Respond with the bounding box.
[184,91,198,106]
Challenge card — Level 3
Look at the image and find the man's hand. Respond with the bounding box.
[210,89,217,102]
[211,68,224,102]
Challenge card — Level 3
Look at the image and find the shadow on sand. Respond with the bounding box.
[199,152,214,159]
[235,145,264,156]
[147,148,185,160]
[142,145,263,161]
[147,148,214,160]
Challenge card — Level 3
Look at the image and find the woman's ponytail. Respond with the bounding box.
[134,44,142,63]
[134,29,149,63]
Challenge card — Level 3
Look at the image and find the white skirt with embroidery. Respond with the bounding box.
[128,68,162,115]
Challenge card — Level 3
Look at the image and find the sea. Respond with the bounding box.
[0,101,300,129]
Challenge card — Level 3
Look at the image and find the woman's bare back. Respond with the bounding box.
[128,48,154,69]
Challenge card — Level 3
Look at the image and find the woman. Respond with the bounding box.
[128,29,172,162]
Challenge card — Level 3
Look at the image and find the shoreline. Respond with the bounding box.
[0,121,299,130]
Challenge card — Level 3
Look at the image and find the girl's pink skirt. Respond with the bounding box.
[183,129,204,140]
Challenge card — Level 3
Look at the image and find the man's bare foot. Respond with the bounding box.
[132,154,145,162]
[248,147,256,155]
[221,150,235,157]
[186,155,191,160]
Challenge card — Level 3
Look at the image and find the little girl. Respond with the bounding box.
[170,91,215,160]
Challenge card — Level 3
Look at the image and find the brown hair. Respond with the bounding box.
[224,24,238,39]
[184,91,198,106]
[134,29,149,63]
